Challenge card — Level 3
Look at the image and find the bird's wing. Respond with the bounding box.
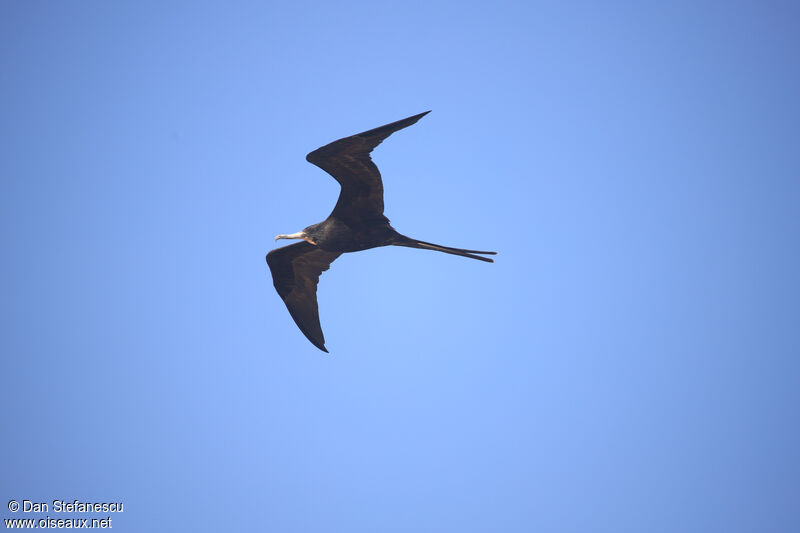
[266,242,342,352]
[305,111,431,225]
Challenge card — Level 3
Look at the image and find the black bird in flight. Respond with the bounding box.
[266,111,496,352]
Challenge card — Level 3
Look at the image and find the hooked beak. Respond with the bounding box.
[275,231,306,242]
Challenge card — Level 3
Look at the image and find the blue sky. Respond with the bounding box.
[2,1,799,531]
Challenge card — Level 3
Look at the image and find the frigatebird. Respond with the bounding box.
[266,111,496,352]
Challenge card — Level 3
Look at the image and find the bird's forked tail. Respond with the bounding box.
[392,236,497,263]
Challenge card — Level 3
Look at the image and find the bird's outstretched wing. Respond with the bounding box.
[305,111,430,225]
[266,242,341,352]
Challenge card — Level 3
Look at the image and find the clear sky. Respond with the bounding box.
[2,1,799,532]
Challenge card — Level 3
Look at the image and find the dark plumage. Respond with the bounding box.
[266,111,496,352]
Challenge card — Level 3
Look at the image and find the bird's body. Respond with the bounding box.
[266,111,496,352]
[302,218,397,252]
